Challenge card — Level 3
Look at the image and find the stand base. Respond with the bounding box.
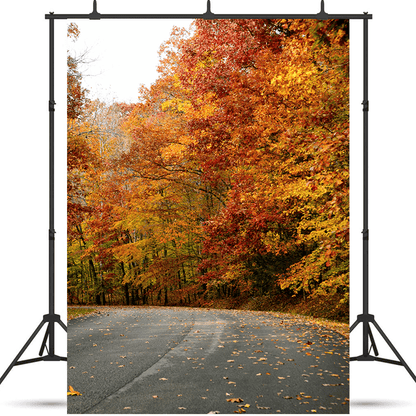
[350,314,416,382]
[0,314,67,385]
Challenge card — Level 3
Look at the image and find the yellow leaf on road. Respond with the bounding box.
[67,386,82,396]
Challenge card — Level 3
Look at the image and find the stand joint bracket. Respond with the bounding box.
[90,0,101,20]
[356,313,375,323]
[362,100,369,111]
[203,0,214,20]
[362,229,369,240]
[49,229,56,240]
[49,100,56,112]
[43,314,61,323]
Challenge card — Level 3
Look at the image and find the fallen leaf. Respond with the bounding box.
[178,407,186,410]
[118,365,125,368]
[227,360,235,363]
[159,378,168,380]
[227,398,243,403]
[283,396,293,399]
[67,386,82,396]
[123,407,131,410]
[152,395,158,398]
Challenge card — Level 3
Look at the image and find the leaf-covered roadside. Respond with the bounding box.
[67,307,349,414]
[67,307,98,321]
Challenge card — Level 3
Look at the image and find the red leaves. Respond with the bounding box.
[67,19,349,309]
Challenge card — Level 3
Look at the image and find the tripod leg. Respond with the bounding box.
[350,319,360,333]
[58,319,67,332]
[372,319,416,383]
[39,323,50,356]
[367,323,379,356]
[0,319,47,385]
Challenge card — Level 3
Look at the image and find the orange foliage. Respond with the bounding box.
[67,20,349,314]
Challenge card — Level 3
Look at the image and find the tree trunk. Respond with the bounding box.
[124,283,130,305]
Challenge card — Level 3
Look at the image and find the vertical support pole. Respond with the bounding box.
[362,17,369,355]
[48,16,56,356]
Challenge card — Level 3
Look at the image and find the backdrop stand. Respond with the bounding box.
[349,18,416,383]
[1,0,414,387]
[0,17,67,386]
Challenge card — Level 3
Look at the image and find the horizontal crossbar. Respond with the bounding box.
[45,12,372,20]
[350,355,403,366]
[15,355,67,366]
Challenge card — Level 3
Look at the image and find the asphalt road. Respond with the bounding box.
[68,306,349,414]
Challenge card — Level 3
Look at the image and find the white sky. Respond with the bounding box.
[68,19,192,103]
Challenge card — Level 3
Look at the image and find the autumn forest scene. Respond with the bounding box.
[67,18,349,323]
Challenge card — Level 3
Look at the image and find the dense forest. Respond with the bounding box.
[67,19,349,320]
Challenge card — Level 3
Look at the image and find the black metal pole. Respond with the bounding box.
[48,16,56,357]
[49,17,55,316]
[362,16,370,356]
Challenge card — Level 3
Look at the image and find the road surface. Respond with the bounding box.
[68,306,349,413]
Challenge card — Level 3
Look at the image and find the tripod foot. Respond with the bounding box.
[350,314,416,383]
[371,319,416,383]
[0,314,67,386]
[0,320,47,385]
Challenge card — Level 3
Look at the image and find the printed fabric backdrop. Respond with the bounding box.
[67,18,350,414]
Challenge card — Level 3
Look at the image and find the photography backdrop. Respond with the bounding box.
[0,1,415,415]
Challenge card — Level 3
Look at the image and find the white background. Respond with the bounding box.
[0,0,415,415]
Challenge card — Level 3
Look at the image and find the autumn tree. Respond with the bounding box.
[67,19,350,318]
